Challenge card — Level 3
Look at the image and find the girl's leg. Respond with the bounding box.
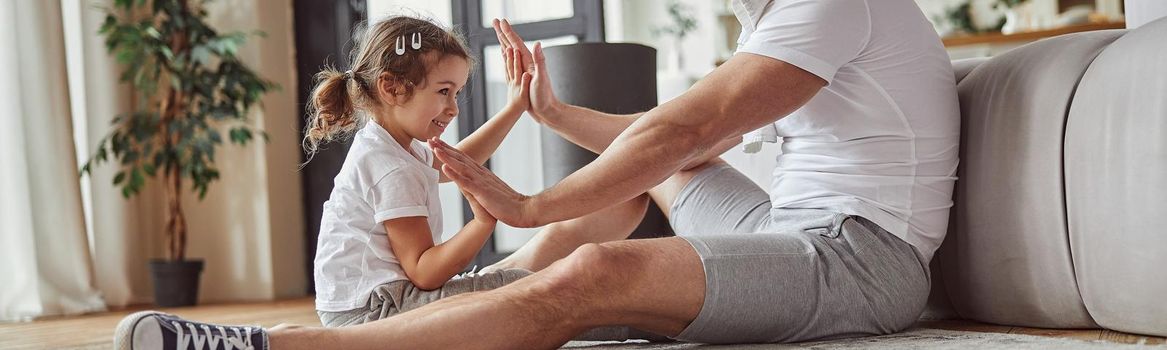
[485,193,650,273]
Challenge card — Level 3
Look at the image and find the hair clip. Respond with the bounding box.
[395,36,406,55]
[344,70,353,80]
[411,33,422,50]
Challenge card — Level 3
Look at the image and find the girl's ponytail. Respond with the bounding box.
[303,68,361,162]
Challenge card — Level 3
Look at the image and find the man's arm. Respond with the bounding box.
[433,53,824,227]
[521,54,825,225]
[538,103,642,154]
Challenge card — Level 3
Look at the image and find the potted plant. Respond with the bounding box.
[80,0,275,307]
[998,0,1033,34]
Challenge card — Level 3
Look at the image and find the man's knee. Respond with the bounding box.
[540,243,635,292]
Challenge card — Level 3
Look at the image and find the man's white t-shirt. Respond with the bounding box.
[313,122,443,312]
[734,0,960,261]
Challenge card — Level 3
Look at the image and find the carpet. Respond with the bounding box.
[562,328,1167,349]
[49,327,1167,350]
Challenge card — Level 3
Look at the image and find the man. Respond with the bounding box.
[116,0,959,348]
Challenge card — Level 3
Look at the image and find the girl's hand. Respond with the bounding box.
[501,44,533,116]
[463,188,497,225]
[494,19,562,123]
[431,137,540,228]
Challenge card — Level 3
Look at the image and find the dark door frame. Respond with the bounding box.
[293,0,367,294]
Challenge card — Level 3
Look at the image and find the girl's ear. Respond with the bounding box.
[376,72,408,106]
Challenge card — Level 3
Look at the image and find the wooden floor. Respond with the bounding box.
[1,298,321,350]
[2,298,1164,349]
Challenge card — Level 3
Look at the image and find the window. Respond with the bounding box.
[480,0,574,27]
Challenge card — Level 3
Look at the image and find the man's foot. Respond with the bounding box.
[113,311,268,350]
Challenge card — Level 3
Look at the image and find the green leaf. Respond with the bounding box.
[113,171,126,185]
[100,15,117,34]
[144,27,161,39]
[191,46,211,66]
[130,167,144,190]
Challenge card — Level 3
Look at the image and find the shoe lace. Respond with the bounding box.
[453,265,480,279]
[172,321,255,350]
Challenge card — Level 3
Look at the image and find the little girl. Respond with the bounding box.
[301,16,534,327]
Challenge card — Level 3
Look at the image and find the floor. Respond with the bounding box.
[2,298,1163,349]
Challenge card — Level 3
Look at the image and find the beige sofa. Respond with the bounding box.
[929,17,1167,337]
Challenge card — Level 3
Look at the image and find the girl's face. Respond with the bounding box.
[382,56,470,147]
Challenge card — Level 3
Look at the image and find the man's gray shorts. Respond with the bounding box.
[670,162,931,344]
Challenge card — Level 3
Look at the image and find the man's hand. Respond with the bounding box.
[492,18,563,124]
[429,137,540,228]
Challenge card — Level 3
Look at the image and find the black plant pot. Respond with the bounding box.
[149,259,204,307]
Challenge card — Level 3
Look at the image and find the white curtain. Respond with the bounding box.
[62,0,157,308]
[0,0,106,321]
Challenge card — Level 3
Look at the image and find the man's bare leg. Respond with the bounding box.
[268,237,706,350]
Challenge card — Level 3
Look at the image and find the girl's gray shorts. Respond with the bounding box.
[669,162,931,344]
[316,268,531,328]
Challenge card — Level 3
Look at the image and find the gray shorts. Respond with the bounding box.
[317,268,532,327]
[670,163,931,344]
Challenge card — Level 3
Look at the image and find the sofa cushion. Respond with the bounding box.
[922,56,995,321]
[1065,17,1167,337]
[952,58,989,83]
[942,30,1124,328]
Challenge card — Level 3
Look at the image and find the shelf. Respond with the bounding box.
[942,21,1126,47]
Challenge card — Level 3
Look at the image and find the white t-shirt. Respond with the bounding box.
[734,0,960,261]
[313,122,443,312]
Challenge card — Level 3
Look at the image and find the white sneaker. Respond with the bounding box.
[113,311,268,350]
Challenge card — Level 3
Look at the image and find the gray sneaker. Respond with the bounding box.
[114,311,268,350]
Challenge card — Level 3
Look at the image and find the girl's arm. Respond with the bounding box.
[383,190,497,290]
[433,47,531,183]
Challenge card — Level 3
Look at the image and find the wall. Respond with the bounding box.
[1126,0,1167,28]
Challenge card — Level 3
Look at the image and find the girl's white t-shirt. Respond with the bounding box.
[313,122,443,312]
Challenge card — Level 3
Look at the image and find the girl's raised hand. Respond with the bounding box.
[462,188,496,225]
[502,45,532,116]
